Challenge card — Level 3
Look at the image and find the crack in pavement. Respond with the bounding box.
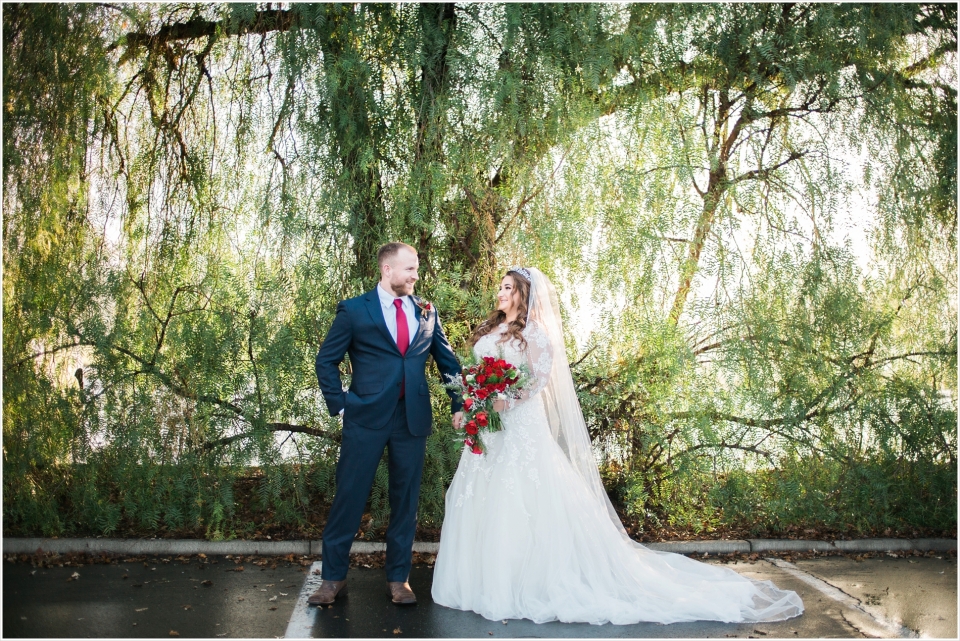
[764,558,916,638]
[838,609,869,638]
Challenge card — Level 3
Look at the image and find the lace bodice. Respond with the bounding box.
[451,319,556,506]
[472,320,553,410]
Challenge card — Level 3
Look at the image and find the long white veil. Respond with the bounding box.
[523,267,804,623]
[525,267,633,540]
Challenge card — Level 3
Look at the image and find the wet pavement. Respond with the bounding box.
[792,556,958,638]
[3,554,309,638]
[2,553,956,638]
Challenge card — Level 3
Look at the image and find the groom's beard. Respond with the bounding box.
[389,276,415,297]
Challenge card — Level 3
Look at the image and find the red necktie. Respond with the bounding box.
[393,299,409,355]
[394,299,408,398]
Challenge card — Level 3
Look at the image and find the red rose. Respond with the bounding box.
[471,443,483,455]
[465,421,478,435]
[476,374,487,384]
[476,388,489,400]
[463,398,473,410]
[475,412,488,427]
[464,438,474,447]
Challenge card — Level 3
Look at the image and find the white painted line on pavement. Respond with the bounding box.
[284,561,323,639]
[766,557,917,638]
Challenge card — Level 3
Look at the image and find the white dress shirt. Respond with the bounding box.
[377,283,419,345]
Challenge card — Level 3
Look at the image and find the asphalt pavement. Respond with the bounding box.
[3,551,956,638]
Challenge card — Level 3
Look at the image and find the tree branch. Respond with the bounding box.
[201,422,342,450]
[109,9,299,55]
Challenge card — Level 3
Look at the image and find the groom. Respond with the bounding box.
[310,242,463,606]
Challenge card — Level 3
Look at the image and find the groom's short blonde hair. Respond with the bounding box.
[377,241,417,267]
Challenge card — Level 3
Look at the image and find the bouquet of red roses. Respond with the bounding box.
[445,354,530,455]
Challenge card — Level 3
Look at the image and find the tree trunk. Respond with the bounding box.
[317,5,387,286]
[668,88,734,325]
[412,3,456,272]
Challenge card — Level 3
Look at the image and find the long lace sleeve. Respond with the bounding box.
[504,320,553,411]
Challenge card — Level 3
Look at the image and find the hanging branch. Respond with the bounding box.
[108,9,299,56]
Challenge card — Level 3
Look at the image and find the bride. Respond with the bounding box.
[431,267,803,625]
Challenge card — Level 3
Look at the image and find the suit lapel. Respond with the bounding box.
[411,298,423,344]
[409,297,431,350]
[364,289,400,354]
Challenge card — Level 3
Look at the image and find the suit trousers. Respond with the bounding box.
[320,396,427,582]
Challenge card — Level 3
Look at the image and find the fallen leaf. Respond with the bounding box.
[121,574,128,580]
[393,627,402,635]
[169,631,179,637]
[268,606,277,611]
[235,566,244,572]
[237,597,245,602]
[183,605,192,610]
[201,580,213,587]
[279,592,288,596]
[135,608,148,612]
[198,553,207,559]
[71,571,80,579]
[269,595,278,602]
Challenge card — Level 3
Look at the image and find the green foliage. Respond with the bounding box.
[709,454,956,535]
[3,3,955,540]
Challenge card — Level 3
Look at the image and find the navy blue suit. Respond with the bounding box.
[315,288,462,582]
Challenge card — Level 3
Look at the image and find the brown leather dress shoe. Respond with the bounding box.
[386,581,417,605]
[307,580,347,605]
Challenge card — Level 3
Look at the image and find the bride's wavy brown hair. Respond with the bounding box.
[468,270,531,350]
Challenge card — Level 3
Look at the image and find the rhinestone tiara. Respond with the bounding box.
[508,266,531,281]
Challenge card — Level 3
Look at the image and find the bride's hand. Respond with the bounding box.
[492,399,506,413]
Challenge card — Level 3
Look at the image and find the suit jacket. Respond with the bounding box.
[315,288,463,435]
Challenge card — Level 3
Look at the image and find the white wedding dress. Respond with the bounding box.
[431,269,803,626]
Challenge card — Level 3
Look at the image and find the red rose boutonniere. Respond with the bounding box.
[415,298,433,314]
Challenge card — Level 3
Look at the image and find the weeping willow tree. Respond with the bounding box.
[4,3,955,539]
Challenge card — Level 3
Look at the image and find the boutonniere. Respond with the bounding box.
[415,298,433,314]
